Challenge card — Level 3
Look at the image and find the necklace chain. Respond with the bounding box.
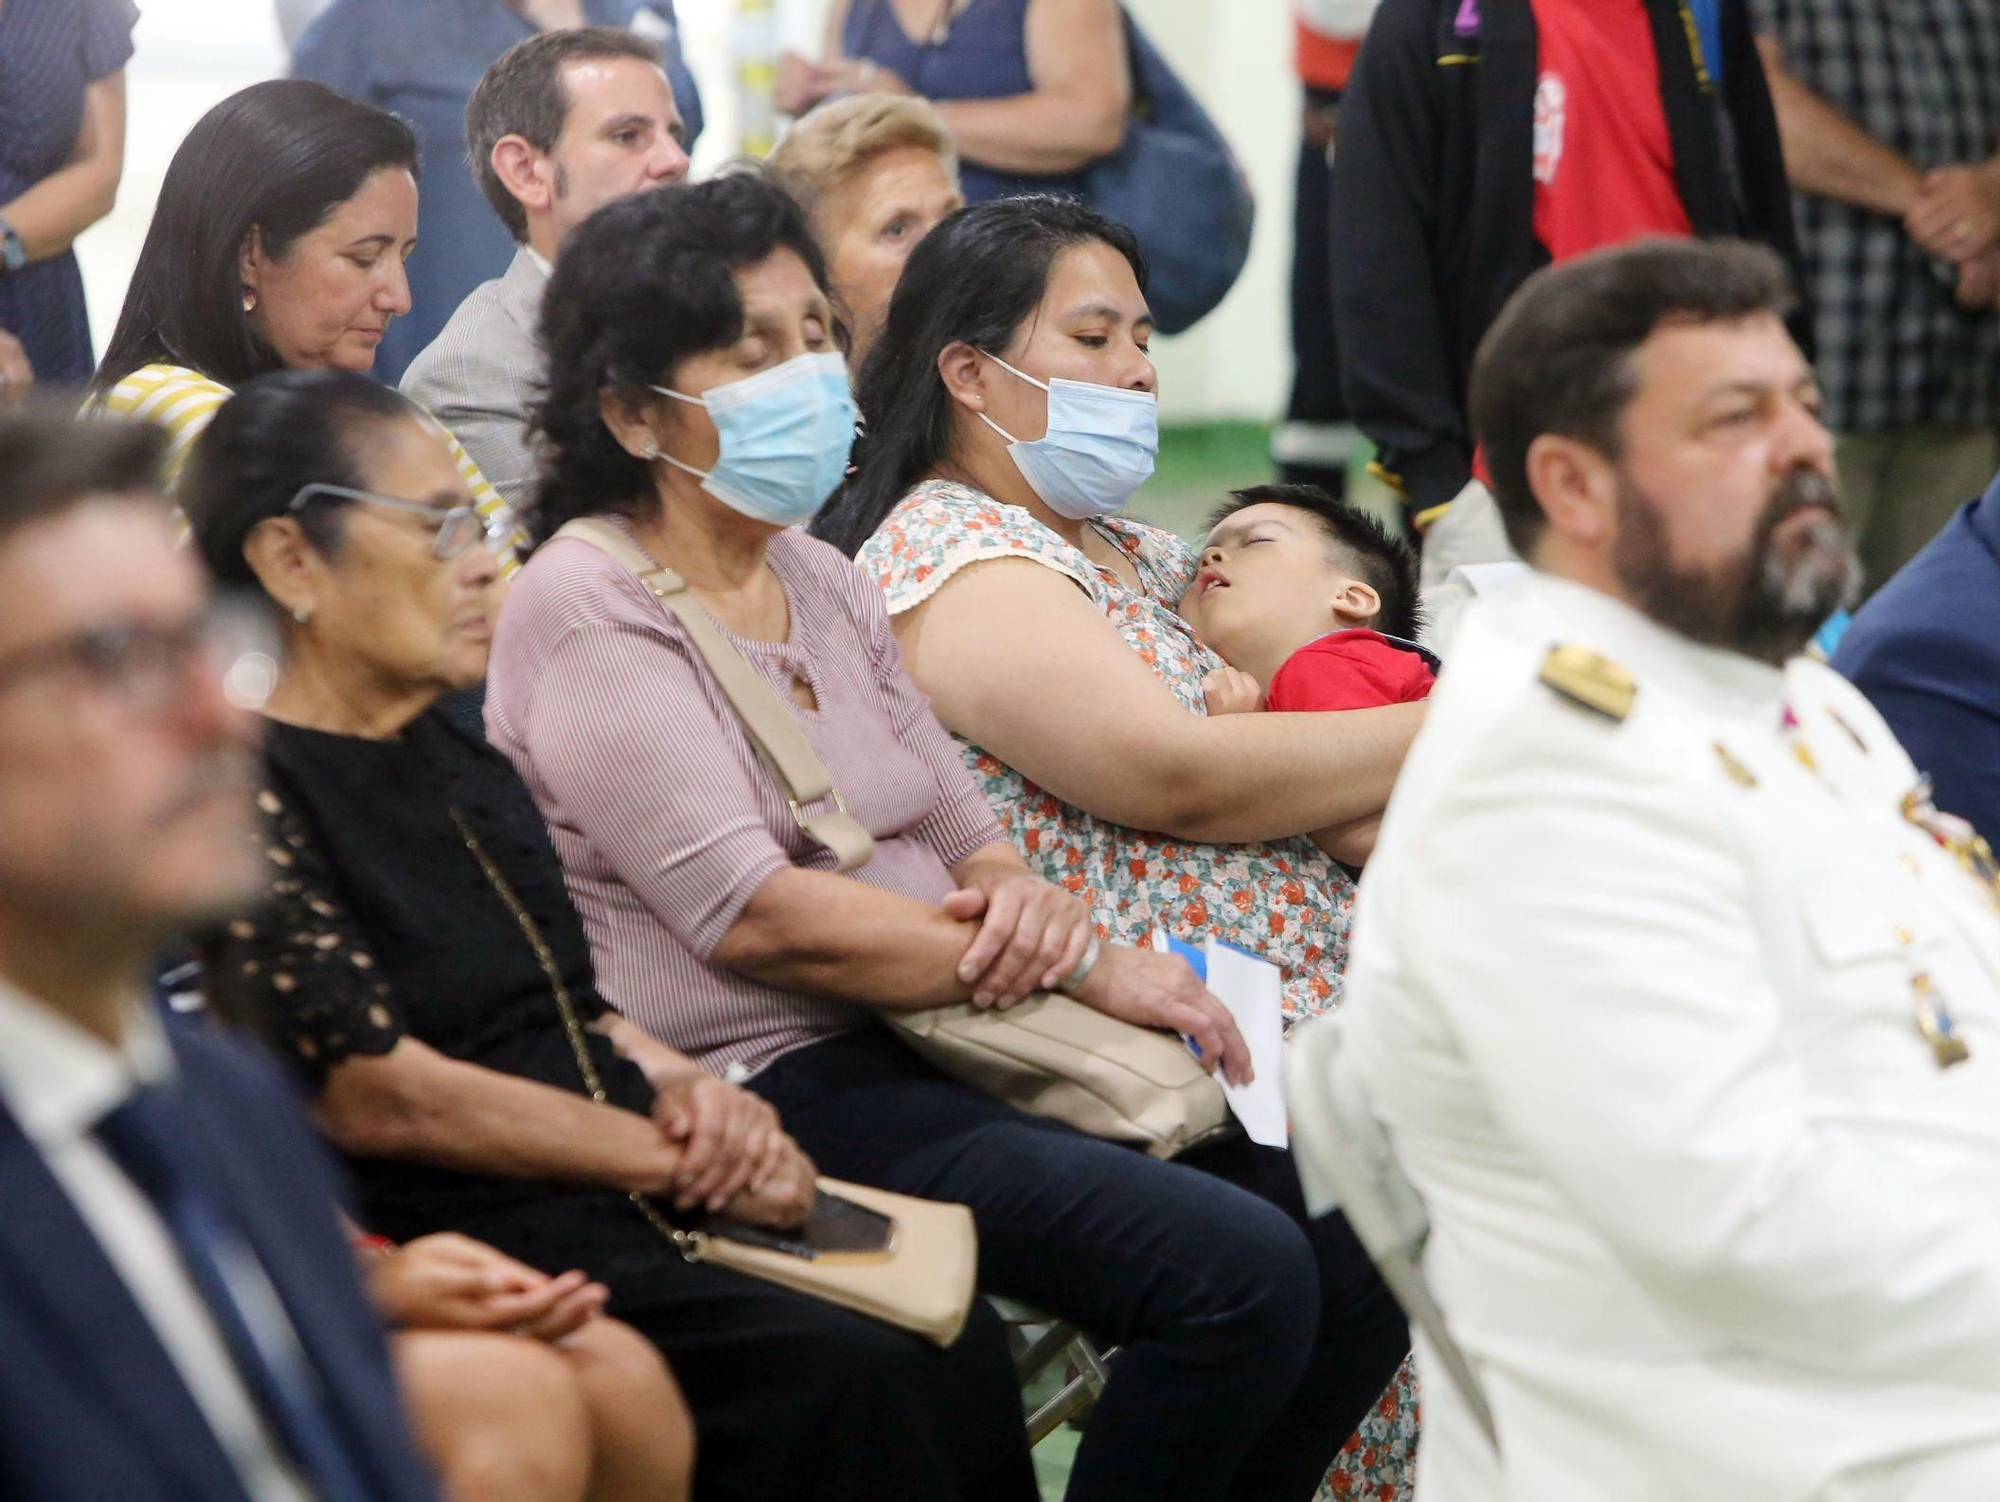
[450,808,704,1256]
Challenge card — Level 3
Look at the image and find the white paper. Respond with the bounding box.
[1201,940,1289,1148]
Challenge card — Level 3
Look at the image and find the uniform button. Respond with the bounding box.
[1901,854,1922,875]
[1895,925,1915,946]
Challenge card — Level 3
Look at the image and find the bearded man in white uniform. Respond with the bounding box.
[1337,237,2000,1501]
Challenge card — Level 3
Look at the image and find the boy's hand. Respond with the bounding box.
[1201,667,1264,716]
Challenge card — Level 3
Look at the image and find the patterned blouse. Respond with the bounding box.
[860,479,1360,1022]
[859,479,1416,1499]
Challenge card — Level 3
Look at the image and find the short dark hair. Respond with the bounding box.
[1469,237,1797,556]
[179,368,419,590]
[92,80,419,397]
[465,26,665,243]
[1207,483,1422,640]
[528,168,834,542]
[0,409,167,549]
[811,195,1147,556]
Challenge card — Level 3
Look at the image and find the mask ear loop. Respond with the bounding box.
[970,350,1047,446]
[975,411,1021,445]
[977,350,1051,394]
[643,384,715,484]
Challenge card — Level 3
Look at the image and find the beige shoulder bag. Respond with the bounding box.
[452,793,976,1349]
[554,517,1233,1160]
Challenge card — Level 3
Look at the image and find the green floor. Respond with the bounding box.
[1026,1365,1085,1500]
[1131,420,1402,546]
[1129,418,1276,541]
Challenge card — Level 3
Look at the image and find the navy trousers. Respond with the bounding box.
[753,1027,1410,1502]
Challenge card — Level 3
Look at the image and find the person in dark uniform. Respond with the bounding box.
[1275,2,1376,499]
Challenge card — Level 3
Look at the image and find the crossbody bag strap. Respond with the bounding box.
[552,517,875,872]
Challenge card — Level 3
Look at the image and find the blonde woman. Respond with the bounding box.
[770,94,964,363]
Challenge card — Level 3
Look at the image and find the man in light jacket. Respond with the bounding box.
[400,25,689,510]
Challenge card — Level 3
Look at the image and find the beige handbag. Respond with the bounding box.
[686,1177,977,1347]
[554,518,1234,1160]
[453,796,978,1348]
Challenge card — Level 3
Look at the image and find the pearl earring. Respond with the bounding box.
[292,607,310,625]
[242,289,257,313]
[638,442,660,461]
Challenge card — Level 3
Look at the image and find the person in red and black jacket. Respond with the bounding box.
[1330,0,1803,524]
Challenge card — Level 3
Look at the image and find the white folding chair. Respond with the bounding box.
[1284,1013,1499,1452]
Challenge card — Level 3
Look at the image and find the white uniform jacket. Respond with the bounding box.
[1339,571,2000,1501]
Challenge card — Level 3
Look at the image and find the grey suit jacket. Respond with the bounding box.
[402,247,548,509]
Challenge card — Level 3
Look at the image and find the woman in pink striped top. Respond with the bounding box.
[487,175,1408,1502]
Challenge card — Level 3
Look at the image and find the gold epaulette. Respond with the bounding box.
[1538,645,1636,722]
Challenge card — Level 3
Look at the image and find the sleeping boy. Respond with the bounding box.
[1177,483,1437,865]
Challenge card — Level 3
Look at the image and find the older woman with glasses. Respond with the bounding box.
[182,367,1032,1502]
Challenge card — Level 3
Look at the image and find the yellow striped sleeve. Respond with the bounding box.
[442,429,524,577]
[99,364,233,487]
[99,364,524,576]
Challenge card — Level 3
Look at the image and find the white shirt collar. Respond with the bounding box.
[0,979,174,1146]
[525,246,554,279]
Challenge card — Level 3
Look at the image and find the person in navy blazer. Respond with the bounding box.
[1834,470,2000,845]
[0,1018,443,1502]
[0,410,438,1502]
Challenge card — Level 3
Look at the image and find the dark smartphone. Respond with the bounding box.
[703,1188,898,1261]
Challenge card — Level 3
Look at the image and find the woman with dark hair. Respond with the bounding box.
[185,365,1026,1502]
[487,168,1408,1502]
[91,80,520,566]
[817,194,1425,1495]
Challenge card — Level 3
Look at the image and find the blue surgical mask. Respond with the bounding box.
[650,351,857,526]
[976,352,1159,520]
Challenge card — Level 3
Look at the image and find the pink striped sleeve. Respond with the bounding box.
[523,623,792,961]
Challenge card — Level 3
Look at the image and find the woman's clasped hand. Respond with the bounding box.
[645,1062,817,1217]
[942,853,1254,1084]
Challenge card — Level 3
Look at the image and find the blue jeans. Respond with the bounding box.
[752,1027,1410,1502]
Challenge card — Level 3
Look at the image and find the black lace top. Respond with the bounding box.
[216,708,675,1285]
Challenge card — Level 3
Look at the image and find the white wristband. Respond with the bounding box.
[1056,933,1103,997]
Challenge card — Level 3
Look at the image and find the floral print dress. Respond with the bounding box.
[858,479,1419,1500]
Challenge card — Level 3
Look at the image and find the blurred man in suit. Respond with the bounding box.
[0,410,439,1502]
[401,26,689,509]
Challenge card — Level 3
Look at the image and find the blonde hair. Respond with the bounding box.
[768,93,959,213]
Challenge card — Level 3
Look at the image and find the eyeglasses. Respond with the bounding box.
[0,595,281,716]
[288,482,492,560]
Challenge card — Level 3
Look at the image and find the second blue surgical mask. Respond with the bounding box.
[651,351,857,526]
[976,352,1159,520]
